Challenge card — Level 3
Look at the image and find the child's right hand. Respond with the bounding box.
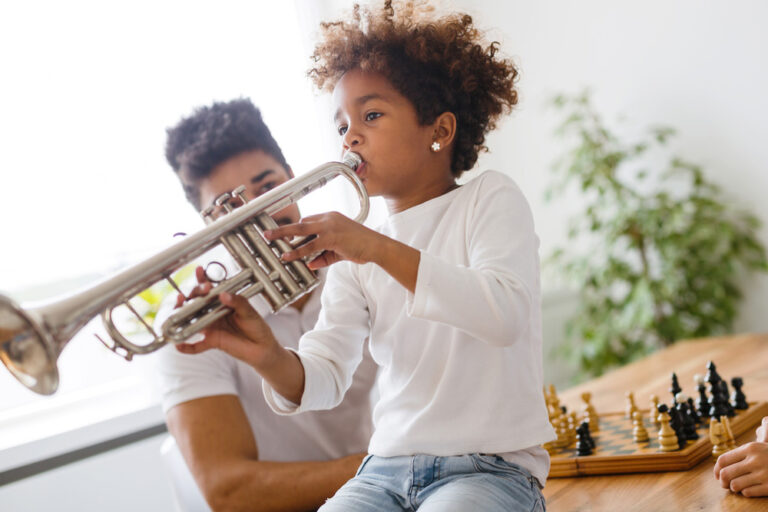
[713,416,768,497]
[174,266,282,371]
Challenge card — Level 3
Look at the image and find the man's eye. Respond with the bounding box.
[337,125,348,136]
[259,182,277,194]
[365,112,382,121]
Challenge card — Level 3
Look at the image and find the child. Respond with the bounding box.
[714,416,768,497]
[178,1,556,509]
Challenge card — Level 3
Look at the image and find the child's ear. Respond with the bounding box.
[432,112,457,149]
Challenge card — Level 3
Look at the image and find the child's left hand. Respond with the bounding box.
[713,441,768,497]
[264,212,384,269]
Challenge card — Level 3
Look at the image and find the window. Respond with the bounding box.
[0,1,365,426]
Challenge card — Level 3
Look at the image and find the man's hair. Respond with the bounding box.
[308,0,519,177]
[165,98,289,209]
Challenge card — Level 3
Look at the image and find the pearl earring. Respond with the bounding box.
[431,141,441,152]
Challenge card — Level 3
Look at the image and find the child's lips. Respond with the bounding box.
[356,161,367,179]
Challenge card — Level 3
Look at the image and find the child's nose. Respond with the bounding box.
[342,128,362,149]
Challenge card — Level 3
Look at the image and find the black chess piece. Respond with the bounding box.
[709,384,730,419]
[705,361,722,388]
[731,377,748,410]
[670,373,682,404]
[696,380,710,418]
[576,424,593,456]
[678,402,700,441]
[686,397,702,424]
[668,407,688,449]
[719,381,736,417]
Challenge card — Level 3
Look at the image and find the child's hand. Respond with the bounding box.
[264,212,384,269]
[714,441,768,497]
[174,267,281,371]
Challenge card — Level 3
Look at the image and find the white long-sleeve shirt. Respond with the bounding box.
[264,170,556,482]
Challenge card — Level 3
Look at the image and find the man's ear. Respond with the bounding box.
[432,112,457,149]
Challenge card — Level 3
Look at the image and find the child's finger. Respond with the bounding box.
[729,470,764,493]
[264,220,321,241]
[715,447,747,477]
[741,482,768,498]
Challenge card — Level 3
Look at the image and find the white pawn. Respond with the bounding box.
[633,411,649,443]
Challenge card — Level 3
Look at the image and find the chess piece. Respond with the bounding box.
[581,392,599,432]
[650,394,660,426]
[569,411,579,445]
[657,405,680,452]
[667,405,687,449]
[694,374,710,418]
[580,420,596,450]
[555,416,569,448]
[705,361,723,391]
[675,395,699,441]
[670,372,682,404]
[722,416,737,450]
[576,423,593,456]
[710,418,729,458]
[686,397,701,424]
[718,381,736,418]
[632,411,649,443]
[709,383,730,419]
[730,377,748,410]
[626,391,638,420]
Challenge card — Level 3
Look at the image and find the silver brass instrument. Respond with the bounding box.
[0,152,367,395]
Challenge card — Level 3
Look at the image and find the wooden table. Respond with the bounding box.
[543,333,768,511]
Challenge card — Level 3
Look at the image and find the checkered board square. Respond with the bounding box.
[548,401,768,478]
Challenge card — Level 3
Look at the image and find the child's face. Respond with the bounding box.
[332,69,441,205]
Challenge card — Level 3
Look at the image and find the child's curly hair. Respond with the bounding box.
[309,0,518,177]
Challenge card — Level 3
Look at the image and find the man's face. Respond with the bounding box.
[182,149,299,225]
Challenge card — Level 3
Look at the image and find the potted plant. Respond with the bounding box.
[547,91,768,378]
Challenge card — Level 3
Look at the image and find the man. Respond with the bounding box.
[156,98,376,511]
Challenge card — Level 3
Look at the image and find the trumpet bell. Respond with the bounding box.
[0,296,59,395]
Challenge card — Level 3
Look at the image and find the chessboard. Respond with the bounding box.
[548,401,768,478]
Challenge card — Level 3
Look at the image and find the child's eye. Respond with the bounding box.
[365,112,382,121]
[337,125,348,136]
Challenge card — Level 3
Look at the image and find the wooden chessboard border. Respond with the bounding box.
[548,401,768,478]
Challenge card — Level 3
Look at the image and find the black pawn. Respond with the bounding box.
[731,377,748,410]
[576,424,593,456]
[670,373,682,404]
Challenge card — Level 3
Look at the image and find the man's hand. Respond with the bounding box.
[173,266,305,403]
[174,267,281,370]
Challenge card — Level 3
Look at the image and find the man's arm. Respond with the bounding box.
[166,394,365,512]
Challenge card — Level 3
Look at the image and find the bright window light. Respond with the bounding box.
[0,1,349,414]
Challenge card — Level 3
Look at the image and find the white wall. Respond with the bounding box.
[446,0,768,337]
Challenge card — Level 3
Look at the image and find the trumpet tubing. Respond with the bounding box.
[0,152,367,395]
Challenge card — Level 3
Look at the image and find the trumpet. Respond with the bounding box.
[0,152,367,395]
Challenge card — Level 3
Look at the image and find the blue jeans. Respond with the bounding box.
[319,453,545,511]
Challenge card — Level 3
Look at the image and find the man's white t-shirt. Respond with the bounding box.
[155,271,377,462]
